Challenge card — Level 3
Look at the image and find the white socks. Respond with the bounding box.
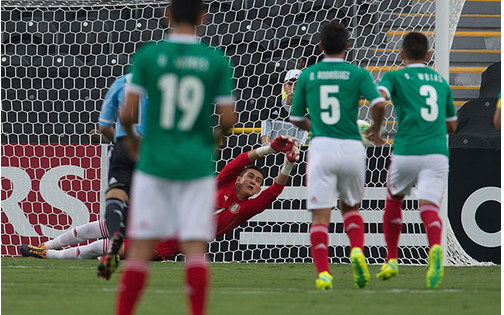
[44,220,109,249]
[46,239,109,260]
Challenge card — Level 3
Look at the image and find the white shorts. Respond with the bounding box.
[387,154,449,207]
[127,171,216,241]
[307,137,366,209]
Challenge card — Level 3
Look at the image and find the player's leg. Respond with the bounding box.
[115,171,164,315]
[116,239,156,315]
[177,176,215,315]
[104,137,134,237]
[306,138,338,290]
[416,154,449,289]
[104,188,129,238]
[340,199,370,289]
[377,155,416,280]
[310,209,333,290]
[21,238,110,260]
[45,239,110,260]
[180,241,210,315]
[43,220,109,249]
[336,140,369,288]
[99,137,134,278]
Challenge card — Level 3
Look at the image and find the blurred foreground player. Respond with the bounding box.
[116,0,237,313]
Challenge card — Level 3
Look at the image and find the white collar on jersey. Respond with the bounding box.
[407,63,427,68]
[322,57,345,62]
[165,33,199,43]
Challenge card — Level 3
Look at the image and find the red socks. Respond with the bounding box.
[420,204,442,247]
[116,259,150,315]
[342,210,364,250]
[185,255,209,315]
[310,224,329,274]
[383,195,403,260]
[116,256,209,315]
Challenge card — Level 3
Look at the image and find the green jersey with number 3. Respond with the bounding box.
[378,64,456,157]
[290,58,384,141]
[129,35,234,180]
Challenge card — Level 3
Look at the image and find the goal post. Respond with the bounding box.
[1,0,489,266]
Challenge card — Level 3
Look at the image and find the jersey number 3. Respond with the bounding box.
[320,85,340,124]
[419,85,438,122]
[158,74,205,130]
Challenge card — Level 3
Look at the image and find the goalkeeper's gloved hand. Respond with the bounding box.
[256,136,295,157]
[280,144,300,176]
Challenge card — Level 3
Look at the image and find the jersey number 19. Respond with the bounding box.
[158,74,205,131]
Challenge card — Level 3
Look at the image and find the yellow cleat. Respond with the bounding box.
[377,258,399,280]
[350,247,370,288]
[315,271,333,290]
[426,244,444,289]
[20,244,47,259]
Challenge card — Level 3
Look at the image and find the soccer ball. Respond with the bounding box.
[357,119,373,147]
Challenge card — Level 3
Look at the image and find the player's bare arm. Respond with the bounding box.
[367,100,386,146]
[214,102,237,142]
[98,125,116,144]
[290,117,311,132]
[446,121,457,133]
[120,92,141,160]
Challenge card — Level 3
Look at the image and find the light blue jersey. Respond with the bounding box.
[98,74,148,142]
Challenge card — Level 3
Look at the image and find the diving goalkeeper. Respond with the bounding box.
[20,136,299,265]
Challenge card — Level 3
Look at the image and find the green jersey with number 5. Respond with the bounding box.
[378,64,456,157]
[290,58,384,141]
[129,35,234,180]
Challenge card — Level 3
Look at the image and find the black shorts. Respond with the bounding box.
[107,137,135,195]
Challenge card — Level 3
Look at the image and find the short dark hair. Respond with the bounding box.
[402,32,429,60]
[240,165,265,180]
[168,0,205,25]
[320,21,348,55]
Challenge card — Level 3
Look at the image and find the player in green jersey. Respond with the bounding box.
[115,1,236,314]
[376,32,457,290]
[289,21,386,290]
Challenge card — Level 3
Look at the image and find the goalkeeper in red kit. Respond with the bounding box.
[20,136,300,263]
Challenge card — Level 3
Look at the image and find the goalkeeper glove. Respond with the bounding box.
[280,144,300,176]
[256,135,295,157]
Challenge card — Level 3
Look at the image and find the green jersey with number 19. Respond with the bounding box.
[290,58,384,140]
[128,34,234,180]
[378,64,457,157]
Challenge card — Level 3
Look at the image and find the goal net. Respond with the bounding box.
[2,0,485,265]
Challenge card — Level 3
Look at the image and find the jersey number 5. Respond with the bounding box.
[419,85,438,122]
[158,74,205,130]
[320,85,340,125]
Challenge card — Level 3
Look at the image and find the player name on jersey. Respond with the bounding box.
[412,72,444,82]
[310,70,350,81]
[174,56,210,71]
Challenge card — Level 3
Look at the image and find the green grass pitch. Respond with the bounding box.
[2,257,500,315]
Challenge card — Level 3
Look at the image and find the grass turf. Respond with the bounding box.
[1,257,500,315]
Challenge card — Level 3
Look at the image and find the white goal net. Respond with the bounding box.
[2,0,485,266]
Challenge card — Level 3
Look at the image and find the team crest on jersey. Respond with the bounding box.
[229,203,240,214]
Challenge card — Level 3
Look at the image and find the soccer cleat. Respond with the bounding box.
[315,271,333,290]
[97,232,124,280]
[376,258,399,280]
[426,244,444,289]
[350,247,370,288]
[20,244,47,259]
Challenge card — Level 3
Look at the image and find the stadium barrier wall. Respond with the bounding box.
[448,148,501,264]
